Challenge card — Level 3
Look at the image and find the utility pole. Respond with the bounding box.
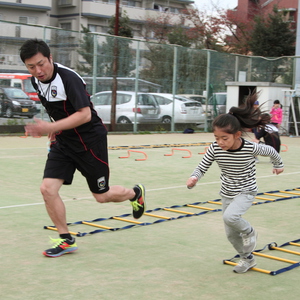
[111,0,120,131]
[295,0,300,89]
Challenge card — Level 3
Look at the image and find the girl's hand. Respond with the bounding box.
[273,168,284,175]
[186,177,198,189]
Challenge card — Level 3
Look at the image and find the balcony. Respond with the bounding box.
[0,0,51,11]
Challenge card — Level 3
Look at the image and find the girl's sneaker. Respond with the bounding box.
[233,255,256,273]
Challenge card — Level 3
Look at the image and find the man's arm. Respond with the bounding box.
[25,106,91,137]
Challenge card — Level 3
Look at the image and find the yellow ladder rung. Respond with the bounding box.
[295,189,300,191]
[289,242,300,247]
[82,221,112,230]
[253,252,298,264]
[187,204,215,211]
[207,201,222,205]
[280,190,300,195]
[45,226,78,236]
[255,196,275,201]
[223,260,271,274]
[112,217,142,224]
[144,213,171,220]
[270,246,300,256]
[163,208,195,215]
[263,193,290,198]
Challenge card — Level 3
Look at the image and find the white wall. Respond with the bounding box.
[226,82,292,113]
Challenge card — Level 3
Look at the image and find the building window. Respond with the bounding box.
[16,25,21,38]
[289,11,295,22]
[60,22,72,30]
[57,52,71,67]
[169,7,180,14]
[102,26,109,33]
[19,16,38,24]
[58,0,73,5]
[122,0,135,7]
[88,24,97,32]
[153,4,162,11]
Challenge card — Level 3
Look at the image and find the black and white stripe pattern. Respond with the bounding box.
[191,138,284,197]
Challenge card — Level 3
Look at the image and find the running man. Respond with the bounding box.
[20,39,145,257]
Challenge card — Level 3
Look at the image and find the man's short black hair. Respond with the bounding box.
[19,38,51,63]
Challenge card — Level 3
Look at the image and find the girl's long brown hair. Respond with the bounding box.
[212,92,270,134]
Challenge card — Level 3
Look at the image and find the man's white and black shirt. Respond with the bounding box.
[32,63,106,152]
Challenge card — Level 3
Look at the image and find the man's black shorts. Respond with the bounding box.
[44,140,109,194]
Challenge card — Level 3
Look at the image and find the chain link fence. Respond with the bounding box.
[0,20,296,133]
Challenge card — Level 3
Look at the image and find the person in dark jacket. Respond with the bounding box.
[253,114,281,153]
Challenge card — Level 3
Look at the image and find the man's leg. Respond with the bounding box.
[40,177,68,234]
[93,184,146,219]
[93,185,135,203]
[40,178,78,257]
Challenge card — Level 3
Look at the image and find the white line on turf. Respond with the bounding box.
[0,171,299,210]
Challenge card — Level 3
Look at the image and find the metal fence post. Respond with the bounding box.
[205,50,211,132]
[92,34,98,97]
[171,46,178,132]
[134,40,140,133]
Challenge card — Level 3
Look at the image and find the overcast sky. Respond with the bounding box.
[192,0,238,11]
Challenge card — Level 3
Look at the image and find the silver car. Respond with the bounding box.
[150,93,206,124]
[207,92,227,116]
[178,94,206,105]
[91,91,161,124]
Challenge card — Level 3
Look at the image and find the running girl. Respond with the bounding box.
[186,94,284,273]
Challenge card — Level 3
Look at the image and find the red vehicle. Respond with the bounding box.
[0,73,40,108]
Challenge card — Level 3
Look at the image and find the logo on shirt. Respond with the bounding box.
[51,86,57,98]
[97,176,106,191]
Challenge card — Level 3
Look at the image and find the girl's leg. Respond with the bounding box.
[222,193,256,257]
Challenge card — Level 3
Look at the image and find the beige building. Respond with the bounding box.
[0,0,195,37]
[0,0,195,71]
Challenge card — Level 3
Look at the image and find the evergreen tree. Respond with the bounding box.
[167,26,192,47]
[107,12,133,38]
[77,25,98,75]
[102,11,134,77]
[248,7,295,57]
[77,12,134,78]
[248,7,295,82]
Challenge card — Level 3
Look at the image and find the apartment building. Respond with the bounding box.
[0,0,195,35]
[53,0,195,38]
[0,0,195,71]
[229,0,298,30]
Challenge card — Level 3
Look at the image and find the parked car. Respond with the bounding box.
[0,86,37,118]
[91,91,161,124]
[178,94,206,105]
[207,92,227,116]
[149,93,206,124]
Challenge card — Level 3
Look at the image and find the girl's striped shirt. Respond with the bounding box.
[191,138,284,197]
